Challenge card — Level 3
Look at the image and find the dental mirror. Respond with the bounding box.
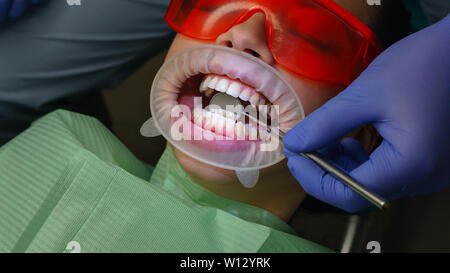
[208,93,243,117]
[209,92,241,107]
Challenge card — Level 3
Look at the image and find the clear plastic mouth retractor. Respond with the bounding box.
[140,45,305,188]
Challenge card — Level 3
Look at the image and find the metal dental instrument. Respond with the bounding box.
[245,111,389,210]
[209,93,388,210]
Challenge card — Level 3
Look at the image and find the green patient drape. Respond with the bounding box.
[0,110,332,253]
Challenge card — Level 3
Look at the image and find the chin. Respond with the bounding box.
[172,145,239,185]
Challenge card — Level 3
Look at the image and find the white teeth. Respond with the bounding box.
[249,124,258,140]
[226,119,235,137]
[194,110,203,126]
[239,88,251,101]
[215,115,225,132]
[258,127,266,141]
[210,107,238,121]
[194,109,273,142]
[258,105,269,118]
[259,127,270,142]
[225,110,236,120]
[204,109,212,119]
[207,76,219,90]
[200,76,212,92]
[235,122,245,140]
[204,110,213,130]
[204,119,213,130]
[200,75,271,111]
[209,107,220,115]
[227,82,241,98]
[249,93,261,106]
[210,108,225,119]
[216,78,229,93]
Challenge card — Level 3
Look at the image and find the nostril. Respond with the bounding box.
[223,41,261,58]
[245,49,260,58]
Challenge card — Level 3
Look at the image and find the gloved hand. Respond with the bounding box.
[283,15,450,213]
[0,0,42,24]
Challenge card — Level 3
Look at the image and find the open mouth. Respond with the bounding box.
[149,45,304,168]
[177,73,274,143]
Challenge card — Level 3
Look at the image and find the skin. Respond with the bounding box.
[162,2,379,222]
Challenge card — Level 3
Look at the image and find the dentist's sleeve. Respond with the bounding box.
[283,15,450,213]
[0,0,174,145]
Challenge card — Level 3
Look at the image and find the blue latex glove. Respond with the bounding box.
[283,15,450,213]
[0,0,41,24]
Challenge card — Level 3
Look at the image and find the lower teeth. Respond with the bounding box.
[193,109,271,141]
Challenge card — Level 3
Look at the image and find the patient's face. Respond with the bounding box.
[162,1,376,187]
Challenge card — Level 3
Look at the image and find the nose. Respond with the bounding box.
[216,12,275,66]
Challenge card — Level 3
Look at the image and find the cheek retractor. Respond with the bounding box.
[140,45,305,188]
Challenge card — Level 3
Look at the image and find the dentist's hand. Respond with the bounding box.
[0,0,42,24]
[283,15,450,212]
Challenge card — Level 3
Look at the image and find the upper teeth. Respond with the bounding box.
[200,74,267,107]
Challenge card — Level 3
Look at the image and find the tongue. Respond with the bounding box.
[177,92,196,110]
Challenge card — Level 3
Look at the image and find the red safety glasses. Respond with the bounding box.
[165,0,383,85]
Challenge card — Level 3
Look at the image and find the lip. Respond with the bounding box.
[149,45,304,170]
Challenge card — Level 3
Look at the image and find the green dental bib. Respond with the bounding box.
[0,110,331,253]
